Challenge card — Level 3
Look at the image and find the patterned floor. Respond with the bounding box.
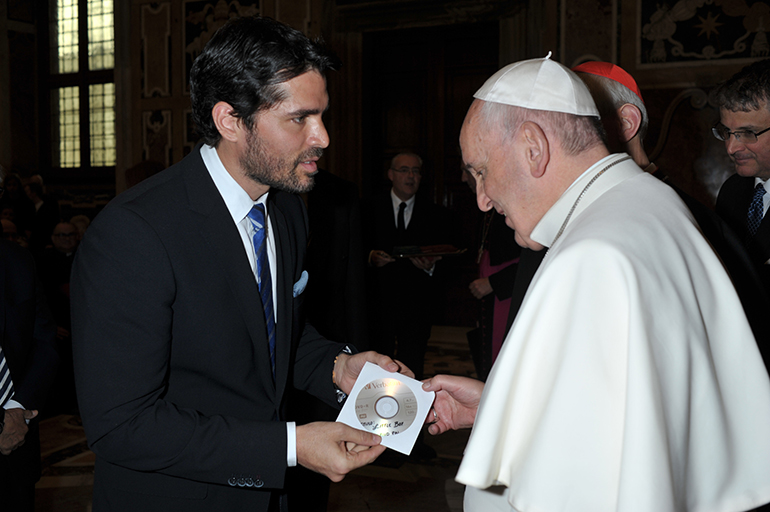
[34,326,476,512]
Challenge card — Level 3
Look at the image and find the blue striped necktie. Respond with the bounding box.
[747,183,767,237]
[247,204,276,377]
[0,345,14,406]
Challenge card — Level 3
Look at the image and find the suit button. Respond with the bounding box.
[254,479,264,488]
[245,477,254,487]
[237,477,246,487]
[227,476,237,486]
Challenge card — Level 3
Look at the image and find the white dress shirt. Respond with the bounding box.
[390,189,416,228]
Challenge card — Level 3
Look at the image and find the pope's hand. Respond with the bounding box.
[421,375,483,435]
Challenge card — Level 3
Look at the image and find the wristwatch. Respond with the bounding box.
[334,345,354,404]
[0,407,5,435]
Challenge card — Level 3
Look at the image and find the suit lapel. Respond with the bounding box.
[183,151,278,400]
[268,197,294,401]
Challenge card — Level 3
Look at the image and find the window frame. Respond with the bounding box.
[45,0,115,184]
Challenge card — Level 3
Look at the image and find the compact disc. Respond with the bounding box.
[354,377,418,437]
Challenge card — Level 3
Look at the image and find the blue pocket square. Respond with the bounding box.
[293,271,308,297]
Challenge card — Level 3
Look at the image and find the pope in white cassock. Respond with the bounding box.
[422,54,770,512]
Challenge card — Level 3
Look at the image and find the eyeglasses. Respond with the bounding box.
[391,167,421,176]
[712,123,770,143]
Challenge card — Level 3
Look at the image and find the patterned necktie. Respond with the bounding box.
[747,183,767,237]
[0,345,14,407]
[247,204,276,377]
[397,202,406,232]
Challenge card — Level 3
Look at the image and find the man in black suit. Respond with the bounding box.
[71,17,405,512]
[1,166,59,512]
[365,152,452,382]
[714,59,770,299]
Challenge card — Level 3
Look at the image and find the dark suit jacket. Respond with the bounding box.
[71,146,346,512]
[0,240,58,484]
[716,173,770,267]
[363,192,453,323]
[28,197,61,255]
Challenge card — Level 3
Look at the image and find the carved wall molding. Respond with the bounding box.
[141,3,171,98]
[639,0,770,67]
[183,0,260,94]
[142,110,172,166]
[649,87,710,161]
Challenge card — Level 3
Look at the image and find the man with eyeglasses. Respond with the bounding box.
[365,152,453,385]
[714,59,770,299]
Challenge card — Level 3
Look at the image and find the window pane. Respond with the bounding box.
[88,0,114,70]
[53,86,80,168]
[89,83,116,166]
[52,0,79,74]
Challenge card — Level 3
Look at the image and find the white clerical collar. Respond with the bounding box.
[531,153,639,249]
[200,144,269,224]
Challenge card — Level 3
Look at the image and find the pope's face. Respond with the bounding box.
[459,101,542,250]
[720,103,770,181]
[240,71,330,193]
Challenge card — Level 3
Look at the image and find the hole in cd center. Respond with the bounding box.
[375,396,399,419]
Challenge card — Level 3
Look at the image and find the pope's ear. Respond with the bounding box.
[520,121,550,178]
[211,101,241,143]
[618,103,642,143]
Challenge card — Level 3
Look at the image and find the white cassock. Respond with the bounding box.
[458,153,770,512]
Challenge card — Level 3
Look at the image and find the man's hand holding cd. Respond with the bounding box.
[295,422,385,482]
[333,351,414,395]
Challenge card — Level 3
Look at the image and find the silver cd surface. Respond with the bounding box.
[355,377,418,437]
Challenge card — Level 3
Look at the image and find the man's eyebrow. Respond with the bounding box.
[286,105,329,118]
[721,121,765,131]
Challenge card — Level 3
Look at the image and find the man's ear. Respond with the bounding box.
[618,103,642,143]
[520,121,550,178]
[211,101,241,143]
[387,168,394,183]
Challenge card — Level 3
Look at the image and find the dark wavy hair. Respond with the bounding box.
[190,16,339,147]
[715,58,770,112]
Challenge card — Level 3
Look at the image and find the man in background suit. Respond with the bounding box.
[0,165,59,512]
[71,17,406,512]
[365,152,453,382]
[714,58,770,300]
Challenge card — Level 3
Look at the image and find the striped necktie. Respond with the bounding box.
[247,204,276,377]
[0,345,14,406]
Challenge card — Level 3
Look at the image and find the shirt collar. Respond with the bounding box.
[200,144,269,223]
[390,189,416,210]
